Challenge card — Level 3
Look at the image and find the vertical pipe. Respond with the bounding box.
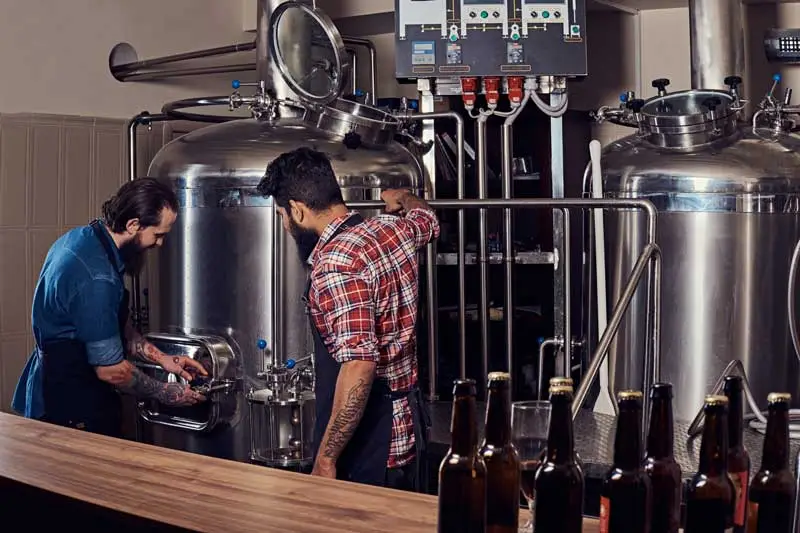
[477,113,491,390]
[501,93,531,395]
[257,0,306,118]
[562,207,571,376]
[342,37,378,105]
[688,0,745,90]
[346,49,358,94]
[550,92,568,371]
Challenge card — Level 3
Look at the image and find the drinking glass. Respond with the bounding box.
[511,400,551,532]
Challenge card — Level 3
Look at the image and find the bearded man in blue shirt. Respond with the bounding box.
[12,178,207,438]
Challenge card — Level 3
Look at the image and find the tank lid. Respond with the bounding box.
[637,89,740,148]
[268,1,349,108]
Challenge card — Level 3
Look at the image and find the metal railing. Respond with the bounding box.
[347,198,662,421]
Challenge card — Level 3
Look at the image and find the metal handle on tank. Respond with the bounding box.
[788,238,800,366]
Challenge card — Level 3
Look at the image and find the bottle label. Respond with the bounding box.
[599,496,610,533]
[730,470,749,526]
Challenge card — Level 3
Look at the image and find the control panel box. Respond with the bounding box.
[765,28,800,64]
[395,0,588,80]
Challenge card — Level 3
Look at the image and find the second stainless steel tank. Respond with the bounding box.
[597,79,800,421]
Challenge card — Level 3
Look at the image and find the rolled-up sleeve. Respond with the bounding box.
[397,208,440,250]
[69,279,124,367]
[312,267,379,364]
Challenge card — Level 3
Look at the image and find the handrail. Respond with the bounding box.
[347,198,660,411]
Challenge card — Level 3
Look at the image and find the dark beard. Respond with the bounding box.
[287,218,319,263]
[119,236,148,276]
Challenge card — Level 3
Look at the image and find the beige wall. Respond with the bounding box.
[0,0,255,118]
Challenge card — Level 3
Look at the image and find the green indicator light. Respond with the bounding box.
[511,33,520,41]
[542,10,550,18]
[450,34,458,42]
[480,10,489,18]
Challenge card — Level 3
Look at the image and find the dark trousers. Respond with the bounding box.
[385,459,418,492]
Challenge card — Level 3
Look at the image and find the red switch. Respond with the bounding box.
[484,77,501,107]
[508,76,525,105]
[461,77,478,109]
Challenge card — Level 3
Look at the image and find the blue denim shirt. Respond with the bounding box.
[11,222,127,419]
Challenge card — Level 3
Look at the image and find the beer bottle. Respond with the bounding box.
[479,372,520,533]
[533,383,584,533]
[438,379,487,533]
[643,383,682,533]
[685,395,736,533]
[599,390,652,533]
[746,392,795,533]
[724,376,751,533]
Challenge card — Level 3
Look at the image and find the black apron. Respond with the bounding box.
[305,213,430,492]
[39,220,129,438]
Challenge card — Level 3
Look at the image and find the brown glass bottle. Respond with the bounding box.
[533,384,584,533]
[685,395,736,533]
[724,376,751,533]
[479,372,520,533]
[438,379,487,533]
[746,393,795,533]
[599,390,652,533]
[643,383,682,533]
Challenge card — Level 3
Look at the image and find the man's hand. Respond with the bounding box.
[158,355,208,382]
[381,189,411,214]
[99,362,207,406]
[160,382,207,407]
[311,457,337,479]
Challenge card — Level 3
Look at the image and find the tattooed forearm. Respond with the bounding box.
[116,366,196,406]
[319,361,376,462]
[397,191,433,213]
[124,318,161,364]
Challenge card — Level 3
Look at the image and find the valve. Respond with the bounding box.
[724,75,742,93]
[703,96,722,113]
[507,76,525,106]
[343,131,362,149]
[629,99,645,114]
[651,78,670,97]
[484,77,501,108]
[460,77,478,110]
[257,339,268,350]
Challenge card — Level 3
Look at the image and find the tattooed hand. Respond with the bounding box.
[115,365,207,406]
[159,382,207,407]
[158,355,208,382]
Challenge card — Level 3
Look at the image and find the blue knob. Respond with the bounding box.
[619,92,628,103]
[354,89,365,97]
[774,73,782,82]
[538,337,545,345]
[257,339,267,350]
[409,100,419,110]
[286,359,296,369]
[232,79,241,89]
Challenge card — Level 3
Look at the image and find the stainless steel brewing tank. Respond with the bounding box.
[601,88,800,421]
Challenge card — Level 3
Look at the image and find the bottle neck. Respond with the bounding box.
[646,396,674,460]
[762,404,790,472]
[483,382,511,446]
[546,394,575,464]
[451,395,478,456]
[727,386,744,449]
[615,400,643,470]
[699,408,729,476]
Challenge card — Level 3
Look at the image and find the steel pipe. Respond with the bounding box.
[399,111,466,386]
[571,242,662,420]
[111,41,256,79]
[342,37,378,105]
[688,0,745,90]
[476,114,491,393]
[116,63,255,82]
[538,337,560,400]
[346,49,358,94]
[501,93,532,394]
[161,96,239,123]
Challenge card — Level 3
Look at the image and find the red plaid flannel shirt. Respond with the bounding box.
[308,208,440,468]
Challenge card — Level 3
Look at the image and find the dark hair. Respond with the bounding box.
[257,147,345,211]
[101,178,179,233]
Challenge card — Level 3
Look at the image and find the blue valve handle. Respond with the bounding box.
[619,92,628,103]
[286,359,297,369]
[232,79,241,89]
[774,73,782,82]
[257,339,267,350]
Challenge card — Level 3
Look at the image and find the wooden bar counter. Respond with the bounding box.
[0,412,599,532]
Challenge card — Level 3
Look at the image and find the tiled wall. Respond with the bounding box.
[0,113,170,411]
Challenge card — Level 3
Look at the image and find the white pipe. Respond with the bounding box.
[590,139,617,416]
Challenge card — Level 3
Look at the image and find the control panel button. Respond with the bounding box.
[469,11,476,17]
[530,11,538,18]
[480,10,489,18]
[542,10,550,18]
[493,11,500,17]
[554,11,561,17]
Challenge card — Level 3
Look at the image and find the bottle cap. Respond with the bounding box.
[705,394,729,406]
[650,382,673,398]
[453,379,477,396]
[549,376,574,387]
[768,392,792,404]
[549,384,573,395]
[488,372,511,381]
[618,390,643,400]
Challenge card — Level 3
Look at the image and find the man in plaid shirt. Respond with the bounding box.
[258,147,439,492]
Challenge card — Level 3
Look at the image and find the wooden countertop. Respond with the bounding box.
[0,412,599,532]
